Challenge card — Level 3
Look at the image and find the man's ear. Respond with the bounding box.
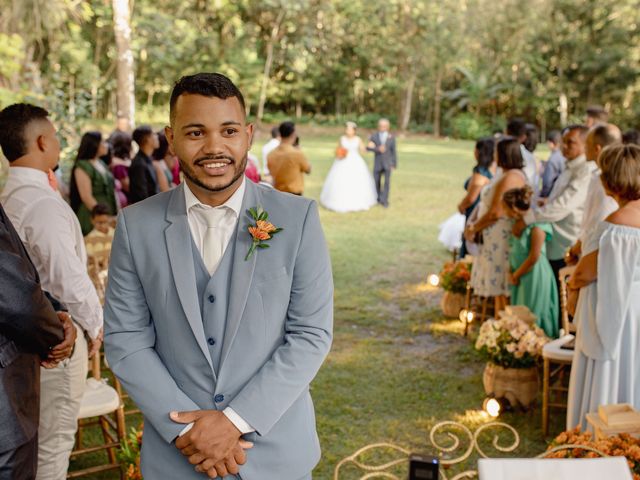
[246,123,254,148]
[35,134,47,153]
[165,125,175,155]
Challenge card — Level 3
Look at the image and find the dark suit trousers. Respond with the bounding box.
[0,435,37,480]
[374,168,391,207]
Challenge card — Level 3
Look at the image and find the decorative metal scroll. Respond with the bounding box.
[333,421,609,480]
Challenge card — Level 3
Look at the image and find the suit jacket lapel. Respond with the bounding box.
[219,181,259,370]
[164,185,215,375]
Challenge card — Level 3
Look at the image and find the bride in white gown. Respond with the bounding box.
[320,122,378,213]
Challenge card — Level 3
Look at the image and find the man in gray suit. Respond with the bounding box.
[0,202,76,479]
[367,118,397,208]
[104,73,333,480]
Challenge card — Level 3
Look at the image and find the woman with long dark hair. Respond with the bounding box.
[69,131,117,235]
[466,137,526,314]
[456,137,495,257]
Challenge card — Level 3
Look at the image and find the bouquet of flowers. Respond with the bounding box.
[335,146,348,159]
[119,425,143,480]
[548,428,640,479]
[439,260,472,295]
[475,309,548,368]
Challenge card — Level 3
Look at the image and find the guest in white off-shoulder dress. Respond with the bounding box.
[320,122,377,213]
[566,144,640,431]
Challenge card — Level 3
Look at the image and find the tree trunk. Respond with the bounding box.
[256,10,285,129]
[295,99,302,119]
[68,75,76,124]
[559,92,568,128]
[433,67,443,137]
[399,71,416,132]
[112,0,135,129]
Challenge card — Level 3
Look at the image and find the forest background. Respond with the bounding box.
[0,0,639,155]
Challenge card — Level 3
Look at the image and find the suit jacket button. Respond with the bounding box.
[207,337,215,346]
[208,295,215,303]
[214,394,224,403]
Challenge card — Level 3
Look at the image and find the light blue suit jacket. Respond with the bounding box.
[104,181,333,479]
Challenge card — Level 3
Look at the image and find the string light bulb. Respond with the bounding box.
[483,397,501,418]
[459,309,474,323]
[427,274,440,287]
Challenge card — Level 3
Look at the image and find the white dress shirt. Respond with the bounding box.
[520,144,539,193]
[181,179,255,435]
[0,166,103,339]
[261,138,280,175]
[532,155,596,260]
[579,169,618,251]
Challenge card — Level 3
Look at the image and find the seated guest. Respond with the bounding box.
[622,129,640,145]
[0,201,75,480]
[152,132,174,193]
[84,203,115,256]
[0,103,103,479]
[109,131,132,207]
[457,137,495,258]
[503,186,558,338]
[523,125,592,329]
[585,105,608,128]
[567,143,640,431]
[540,130,565,198]
[466,137,526,314]
[69,131,118,235]
[129,125,160,204]
[268,121,311,195]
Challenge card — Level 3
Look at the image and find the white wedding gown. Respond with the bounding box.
[320,136,378,213]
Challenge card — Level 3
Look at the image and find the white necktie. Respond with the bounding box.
[195,207,228,275]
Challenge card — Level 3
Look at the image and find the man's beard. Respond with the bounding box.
[179,153,247,193]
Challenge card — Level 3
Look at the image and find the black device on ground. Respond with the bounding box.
[408,453,439,480]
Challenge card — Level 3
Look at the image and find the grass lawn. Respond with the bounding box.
[71,131,563,479]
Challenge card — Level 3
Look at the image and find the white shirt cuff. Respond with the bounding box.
[223,407,255,434]
[178,422,194,437]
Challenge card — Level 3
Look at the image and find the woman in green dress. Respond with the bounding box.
[503,186,559,338]
[69,131,117,235]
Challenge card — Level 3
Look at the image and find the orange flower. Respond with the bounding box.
[256,220,277,233]
[249,226,271,241]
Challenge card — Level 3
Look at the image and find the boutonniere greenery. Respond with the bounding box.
[245,206,283,261]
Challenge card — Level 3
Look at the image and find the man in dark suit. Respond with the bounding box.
[367,118,397,208]
[128,125,160,204]
[0,202,76,479]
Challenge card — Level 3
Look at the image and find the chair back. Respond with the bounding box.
[558,265,576,334]
[85,235,112,305]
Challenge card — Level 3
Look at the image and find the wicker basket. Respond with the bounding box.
[483,362,539,408]
[440,291,466,318]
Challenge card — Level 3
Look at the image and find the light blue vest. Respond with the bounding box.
[191,234,236,373]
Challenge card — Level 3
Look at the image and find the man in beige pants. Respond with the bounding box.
[0,103,103,479]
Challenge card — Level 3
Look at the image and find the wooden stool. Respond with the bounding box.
[542,335,574,436]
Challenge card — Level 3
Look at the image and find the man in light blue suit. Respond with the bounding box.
[104,73,333,479]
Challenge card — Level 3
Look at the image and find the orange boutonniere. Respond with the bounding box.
[245,206,283,260]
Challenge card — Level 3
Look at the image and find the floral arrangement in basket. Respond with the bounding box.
[438,260,472,295]
[548,428,640,479]
[119,425,143,480]
[475,309,549,368]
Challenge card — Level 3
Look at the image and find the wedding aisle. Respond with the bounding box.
[296,132,561,478]
[70,132,562,479]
